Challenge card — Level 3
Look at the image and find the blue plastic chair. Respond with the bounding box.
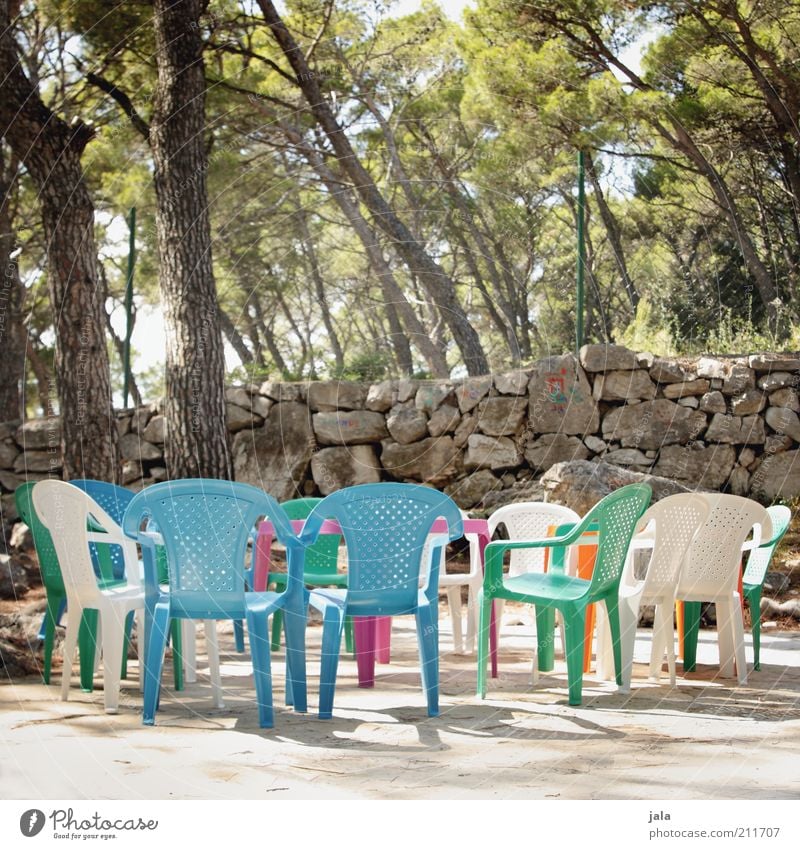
[122,479,308,728]
[301,483,464,719]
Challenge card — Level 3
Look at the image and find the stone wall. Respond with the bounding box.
[2,345,800,517]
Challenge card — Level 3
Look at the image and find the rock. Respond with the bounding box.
[528,354,599,434]
[662,379,710,399]
[313,410,388,445]
[0,471,45,492]
[748,354,800,371]
[602,399,706,449]
[396,379,418,404]
[307,381,366,411]
[259,381,305,403]
[758,372,795,392]
[730,390,767,416]
[652,443,736,489]
[428,404,461,438]
[386,406,429,445]
[765,434,794,454]
[142,414,165,443]
[150,466,168,482]
[494,370,530,395]
[482,479,546,512]
[250,395,272,418]
[365,380,395,413]
[380,436,461,485]
[0,440,20,468]
[444,470,502,509]
[765,406,800,441]
[415,382,454,414]
[116,416,132,437]
[705,413,766,444]
[739,447,756,468]
[9,522,33,552]
[14,451,59,473]
[524,433,590,470]
[604,448,652,466]
[118,432,163,463]
[763,572,792,595]
[232,402,314,500]
[769,387,800,411]
[1,494,18,525]
[759,597,800,621]
[722,362,755,395]
[728,465,750,496]
[696,357,729,380]
[649,358,695,384]
[121,459,143,485]
[226,403,263,433]
[465,433,523,471]
[540,460,690,516]
[476,396,527,436]
[636,351,654,369]
[579,343,638,371]
[131,406,152,432]
[311,445,382,495]
[453,414,478,448]
[677,396,699,408]
[584,435,607,454]
[749,450,800,501]
[0,554,29,599]
[699,391,726,414]
[592,369,656,401]
[0,421,18,441]
[455,376,492,413]
[225,386,253,407]
[16,417,60,450]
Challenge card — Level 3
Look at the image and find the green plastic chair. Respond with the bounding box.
[742,505,791,670]
[269,498,354,655]
[477,484,652,705]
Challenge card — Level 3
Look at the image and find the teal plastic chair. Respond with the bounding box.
[478,484,652,706]
[270,497,354,655]
[122,479,308,728]
[301,483,464,719]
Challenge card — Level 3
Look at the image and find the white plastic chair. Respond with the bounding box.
[33,480,145,713]
[613,494,711,692]
[653,493,772,686]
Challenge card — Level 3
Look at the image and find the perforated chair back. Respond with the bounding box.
[15,481,64,594]
[70,480,134,580]
[281,497,341,577]
[743,505,791,588]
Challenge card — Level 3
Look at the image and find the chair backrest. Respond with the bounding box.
[634,494,711,597]
[122,479,300,618]
[677,493,772,599]
[32,480,126,600]
[487,502,581,575]
[742,504,791,588]
[70,479,134,580]
[583,484,652,598]
[14,481,65,594]
[300,483,463,615]
[281,497,341,577]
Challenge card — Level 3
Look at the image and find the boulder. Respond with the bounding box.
[524,433,589,470]
[765,406,800,441]
[758,372,795,392]
[540,460,690,515]
[119,432,163,462]
[649,358,696,384]
[386,406,429,445]
[696,357,729,380]
[16,417,60,450]
[0,554,29,600]
[770,387,800,411]
[652,443,736,489]
[313,410,388,445]
[592,369,656,401]
[730,390,767,416]
[14,451,60,473]
[455,376,492,413]
[453,414,478,448]
[729,465,750,497]
[494,370,530,395]
[528,354,599,434]
[748,354,800,371]
[232,402,314,500]
[225,386,253,407]
[750,450,800,501]
[699,391,726,414]
[602,399,706,449]
[365,380,395,413]
[662,379,710,399]
[465,434,523,471]
[250,395,272,418]
[226,403,263,433]
[259,381,305,403]
[427,404,461,438]
[396,378,418,404]
[380,436,461,485]
[584,435,607,454]
[705,413,766,444]
[311,445,382,495]
[722,362,755,395]
[415,382,453,414]
[142,414,165,443]
[0,440,20,468]
[604,448,652,466]
[444,470,502,509]
[476,396,527,436]
[307,381,366,411]
[579,343,638,371]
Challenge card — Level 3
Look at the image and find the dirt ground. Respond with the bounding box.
[2,608,800,801]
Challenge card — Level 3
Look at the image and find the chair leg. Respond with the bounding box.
[446,586,464,654]
[78,609,99,692]
[603,594,624,687]
[375,616,392,664]
[416,602,440,717]
[282,600,308,713]
[744,586,762,670]
[135,609,146,693]
[142,606,171,726]
[464,577,482,655]
[204,620,224,709]
[353,616,377,687]
[60,614,81,703]
[182,620,197,683]
[681,601,702,672]
[100,608,127,714]
[593,604,615,683]
[562,605,588,706]
[246,610,274,728]
[270,609,283,652]
[731,596,748,685]
[716,597,747,683]
[535,606,556,672]
[42,592,63,685]
[318,606,345,719]
[121,611,135,681]
[344,616,355,656]
[233,619,245,653]
[617,593,642,694]
[477,589,492,699]
[170,619,184,691]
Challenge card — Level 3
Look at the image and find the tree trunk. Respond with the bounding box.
[25,338,53,420]
[257,0,488,375]
[0,2,119,480]
[217,305,255,366]
[150,0,231,479]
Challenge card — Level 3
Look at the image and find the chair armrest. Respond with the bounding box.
[483,535,576,593]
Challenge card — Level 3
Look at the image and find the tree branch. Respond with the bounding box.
[86,71,150,141]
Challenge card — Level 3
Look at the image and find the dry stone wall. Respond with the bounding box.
[2,346,800,518]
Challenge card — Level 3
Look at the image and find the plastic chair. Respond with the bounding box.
[742,505,791,670]
[301,483,463,719]
[661,493,772,685]
[478,484,651,706]
[32,480,145,713]
[613,494,711,692]
[122,479,308,728]
[268,497,354,655]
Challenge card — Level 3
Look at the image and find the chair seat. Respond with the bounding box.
[270,571,348,588]
[167,589,285,620]
[503,571,591,603]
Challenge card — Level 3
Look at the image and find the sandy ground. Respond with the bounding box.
[2,609,800,801]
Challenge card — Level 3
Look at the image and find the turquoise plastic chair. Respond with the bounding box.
[478,484,651,706]
[270,497,354,655]
[301,483,464,719]
[122,479,308,728]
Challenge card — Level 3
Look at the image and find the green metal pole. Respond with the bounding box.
[122,207,136,408]
[576,150,586,354]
